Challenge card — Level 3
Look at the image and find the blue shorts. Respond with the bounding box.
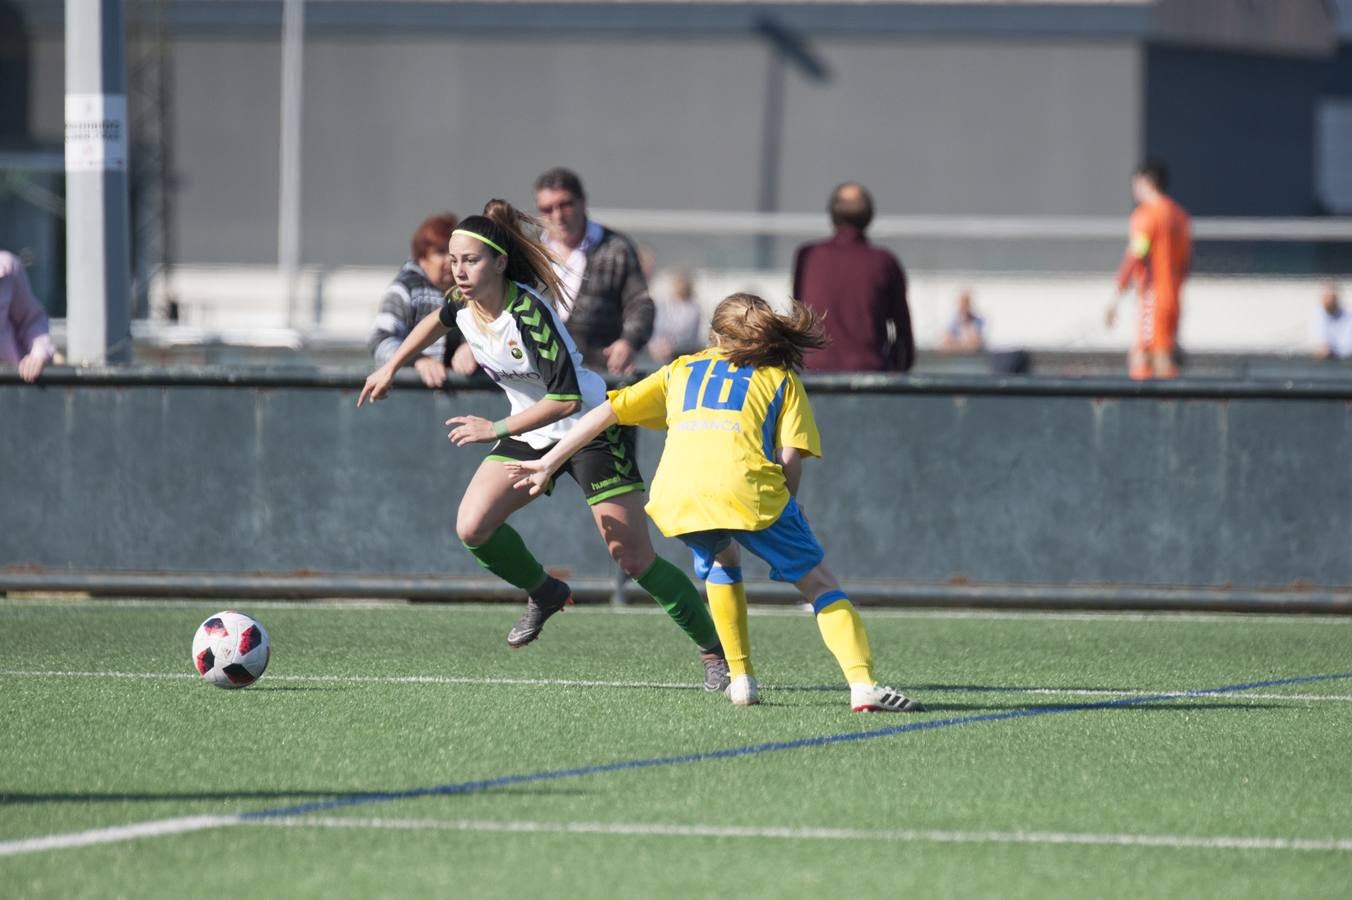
[679,498,825,584]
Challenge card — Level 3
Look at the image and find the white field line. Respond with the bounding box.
[3,669,1352,704]
[0,815,235,857]
[5,813,1350,858]
[262,815,1352,853]
[2,596,1350,626]
[0,670,700,690]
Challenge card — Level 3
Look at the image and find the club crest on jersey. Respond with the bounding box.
[508,339,523,360]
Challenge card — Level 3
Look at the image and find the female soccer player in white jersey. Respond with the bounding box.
[506,292,926,713]
[357,200,728,691]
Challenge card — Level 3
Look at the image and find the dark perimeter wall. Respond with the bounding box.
[2,373,1349,595]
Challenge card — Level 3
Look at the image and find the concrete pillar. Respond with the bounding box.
[64,0,132,364]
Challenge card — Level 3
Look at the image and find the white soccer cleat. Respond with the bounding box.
[850,683,926,713]
[725,675,760,707]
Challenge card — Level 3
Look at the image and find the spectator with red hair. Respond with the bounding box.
[368,212,478,387]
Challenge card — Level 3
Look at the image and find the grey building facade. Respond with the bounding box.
[0,0,1342,301]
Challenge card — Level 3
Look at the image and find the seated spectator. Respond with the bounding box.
[941,289,985,353]
[647,270,705,364]
[367,212,477,387]
[638,244,658,281]
[1313,283,1352,360]
[0,249,55,383]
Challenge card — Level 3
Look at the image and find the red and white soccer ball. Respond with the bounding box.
[192,611,271,689]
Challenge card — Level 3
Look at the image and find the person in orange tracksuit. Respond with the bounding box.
[1106,161,1192,379]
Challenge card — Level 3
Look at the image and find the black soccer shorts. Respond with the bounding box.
[487,424,644,505]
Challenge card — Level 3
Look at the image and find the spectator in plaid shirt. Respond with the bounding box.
[368,212,478,387]
[534,168,654,375]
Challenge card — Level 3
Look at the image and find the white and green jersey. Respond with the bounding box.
[438,281,607,449]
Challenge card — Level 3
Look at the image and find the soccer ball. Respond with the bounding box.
[192,610,270,689]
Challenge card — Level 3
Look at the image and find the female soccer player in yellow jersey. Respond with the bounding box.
[507,292,926,712]
[357,200,729,691]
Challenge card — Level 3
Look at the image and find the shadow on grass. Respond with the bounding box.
[911,700,1284,713]
[913,683,1150,694]
[771,683,1180,695]
[759,683,1289,713]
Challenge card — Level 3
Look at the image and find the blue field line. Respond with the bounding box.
[239,670,1352,823]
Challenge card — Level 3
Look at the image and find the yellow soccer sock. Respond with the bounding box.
[706,570,754,678]
[813,592,875,686]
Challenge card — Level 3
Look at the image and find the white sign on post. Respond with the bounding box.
[64,93,128,173]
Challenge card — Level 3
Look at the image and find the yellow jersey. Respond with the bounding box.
[609,348,821,536]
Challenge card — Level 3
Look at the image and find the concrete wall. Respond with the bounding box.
[182,32,1138,267]
[149,263,1345,357]
[3,372,1350,604]
[693,270,1342,355]
[21,27,1140,268]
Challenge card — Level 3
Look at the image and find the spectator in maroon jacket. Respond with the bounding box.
[791,182,914,372]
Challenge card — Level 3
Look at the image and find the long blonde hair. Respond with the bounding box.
[709,293,827,371]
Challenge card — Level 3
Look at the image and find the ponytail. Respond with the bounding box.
[709,293,827,371]
[480,199,569,310]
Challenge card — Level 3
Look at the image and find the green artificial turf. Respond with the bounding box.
[2,598,1350,898]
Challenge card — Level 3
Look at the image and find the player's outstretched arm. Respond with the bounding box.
[357,364,397,407]
[357,312,452,407]
[446,396,582,447]
[506,400,619,495]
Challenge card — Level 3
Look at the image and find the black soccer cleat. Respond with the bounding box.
[700,648,731,693]
[506,578,572,648]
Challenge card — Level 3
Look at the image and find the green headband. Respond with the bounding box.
[452,229,508,258]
